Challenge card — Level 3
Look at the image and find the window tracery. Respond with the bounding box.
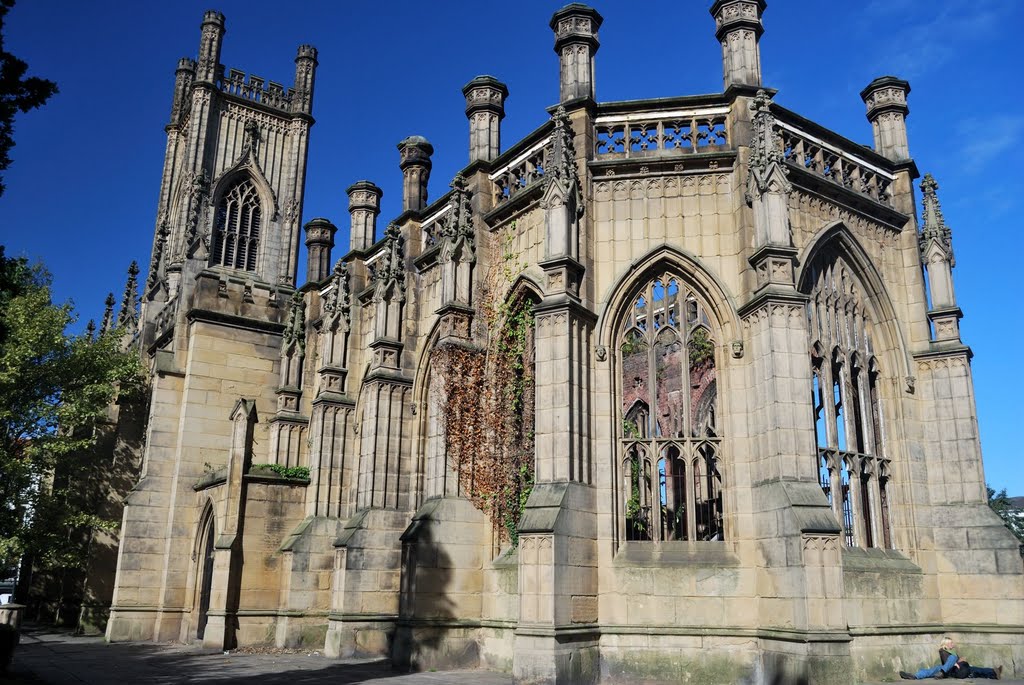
[211,177,261,271]
[805,249,891,548]
[618,272,723,544]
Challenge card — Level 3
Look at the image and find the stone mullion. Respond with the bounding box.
[686,442,698,541]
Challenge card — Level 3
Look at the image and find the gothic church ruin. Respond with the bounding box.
[103,2,1024,683]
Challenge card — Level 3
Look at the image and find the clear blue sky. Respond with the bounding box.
[2,1,1021,493]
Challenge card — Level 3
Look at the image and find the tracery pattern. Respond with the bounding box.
[211,178,261,271]
[618,272,723,543]
[806,250,891,548]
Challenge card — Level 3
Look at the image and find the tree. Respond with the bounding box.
[0,0,58,197]
[0,246,144,589]
[987,484,1024,543]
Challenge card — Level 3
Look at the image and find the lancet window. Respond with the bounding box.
[618,272,723,544]
[806,250,891,548]
[211,178,261,271]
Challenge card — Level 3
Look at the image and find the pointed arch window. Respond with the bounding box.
[618,272,724,544]
[804,249,891,549]
[211,178,261,271]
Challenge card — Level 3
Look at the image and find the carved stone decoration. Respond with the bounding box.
[372,222,406,304]
[594,345,607,362]
[282,290,306,356]
[918,173,954,267]
[184,169,210,247]
[745,90,793,252]
[745,90,791,202]
[322,259,352,331]
[100,292,116,335]
[440,174,476,263]
[242,120,261,156]
[117,261,141,329]
[278,290,306,392]
[546,106,583,218]
[147,221,170,291]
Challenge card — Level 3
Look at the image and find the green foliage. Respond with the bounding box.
[0,246,144,570]
[0,1,59,197]
[249,463,310,480]
[987,485,1024,543]
[438,228,535,548]
[688,327,714,366]
[625,453,647,535]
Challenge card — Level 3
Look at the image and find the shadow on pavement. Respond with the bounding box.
[4,624,511,685]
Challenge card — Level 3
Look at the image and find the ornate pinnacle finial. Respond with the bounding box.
[547,106,583,213]
[100,293,116,334]
[147,222,170,291]
[746,89,790,203]
[372,223,406,301]
[85,319,96,340]
[117,261,140,328]
[749,90,783,171]
[440,174,476,264]
[323,259,352,328]
[282,290,306,354]
[919,173,954,266]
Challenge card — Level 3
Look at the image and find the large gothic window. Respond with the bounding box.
[211,178,261,271]
[806,250,891,549]
[618,272,723,543]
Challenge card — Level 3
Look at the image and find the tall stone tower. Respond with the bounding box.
[107,12,318,645]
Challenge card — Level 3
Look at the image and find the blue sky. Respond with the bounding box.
[2,1,1021,493]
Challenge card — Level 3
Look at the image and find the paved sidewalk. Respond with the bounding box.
[4,625,1023,684]
[2,626,513,685]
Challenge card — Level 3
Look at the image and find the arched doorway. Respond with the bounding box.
[196,512,215,640]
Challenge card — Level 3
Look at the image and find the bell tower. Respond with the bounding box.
[108,11,319,647]
[142,11,317,328]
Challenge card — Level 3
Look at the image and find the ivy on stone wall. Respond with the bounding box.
[434,231,536,546]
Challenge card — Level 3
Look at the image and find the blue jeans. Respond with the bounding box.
[916,653,957,679]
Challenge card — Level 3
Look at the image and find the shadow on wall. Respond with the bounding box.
[394,509,466,672]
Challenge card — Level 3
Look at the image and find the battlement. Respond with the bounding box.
[218,67,294,111]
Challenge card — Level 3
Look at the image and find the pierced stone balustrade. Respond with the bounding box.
[490,137,551,208]
[420,204,451,250]
[594,111,729,159]
[219,68,293,110]
[777,122,893,206]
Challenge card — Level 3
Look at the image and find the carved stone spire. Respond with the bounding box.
[441,174,475,258]
[195,10,226,83]
[100,293,115,334]
[542,106,584,266]
[550,106,581,196]
[745,90,796,288]
[372,223,406,303]
[282,290,306,356]
[918,173,960,341]
[85,319,96,340]
[746,90,789,198]
[292,44,318,116]
[117,262,140,329]
[147,222,169,292]
[919,173,953,266]
[322,259,351,331]
[439,175,476,310]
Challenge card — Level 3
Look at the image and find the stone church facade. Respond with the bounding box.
[104,2,1024,683]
